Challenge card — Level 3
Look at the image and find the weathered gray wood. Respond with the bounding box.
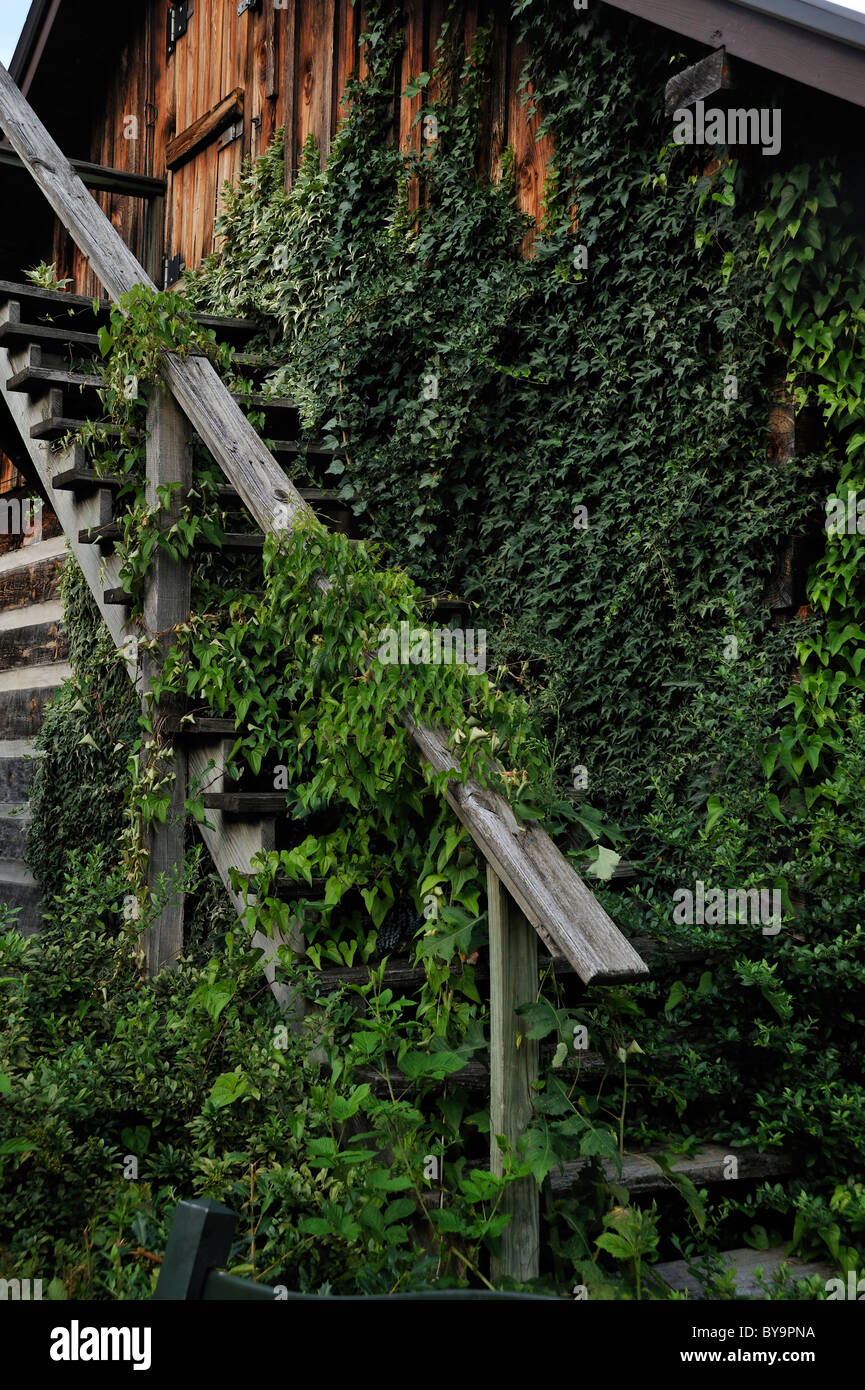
[0,619,67,672]
[0,682,68,737]
[0,143,166,197]
[654,1246,834,1300]
[0,549,64,612]
[6,364,103,393]
[604,0,865,110]
[664,47,733,117]
[550,1143,795,1198]
[411,723,647,985]
[202,792,287,815]
[0,320,100,351]
[141,386,192,977]
[488,866,539,1284]
[0,63,648,985]
[0,361,137,681]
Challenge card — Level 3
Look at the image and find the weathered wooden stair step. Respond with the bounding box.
[82,525,265,554]
[160,715,241,738]
[0,277,110,322]
[268,440,345,461]
[0,281,259,342]
[362,1049,609,1098]
[193,311,260,344]
[424,595,475,616]
[0,320,100,351]
[52,466,122,496]
[202,792,288,815]
[6,364,104,394]
[0,536,66,614]
[31,416,124,442]
[653,1246,834,1299]
[548,1143,795,1198]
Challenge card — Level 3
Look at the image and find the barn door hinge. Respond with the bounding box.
[217,120,244,151]
[167,2,191,61]
[163,253,186,289]
[237,0,262,14]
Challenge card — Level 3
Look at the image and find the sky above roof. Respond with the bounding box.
[0,0,864,70]
[0,0,31,69]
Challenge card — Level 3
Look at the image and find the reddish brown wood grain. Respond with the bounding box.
[57,0,554,292]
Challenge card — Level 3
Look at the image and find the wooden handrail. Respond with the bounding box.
[0,59,648,985]
[0,143,166,198]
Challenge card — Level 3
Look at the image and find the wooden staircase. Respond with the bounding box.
[0,59,808,1295]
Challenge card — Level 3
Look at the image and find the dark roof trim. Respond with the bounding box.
[9,0,62,95]
[603,0,865,108]
[734,0,865,51]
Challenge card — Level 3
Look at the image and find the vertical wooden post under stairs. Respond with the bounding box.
[488,865,540,1283]
[141,384,191,975]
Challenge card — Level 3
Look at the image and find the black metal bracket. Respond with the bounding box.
[167,2,191,62]
[164,253,186,288]
[217,120,244,151]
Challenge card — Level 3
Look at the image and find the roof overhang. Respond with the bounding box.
[602,0,865,108]
[8,0,62,95]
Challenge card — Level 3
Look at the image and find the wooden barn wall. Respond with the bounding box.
[53,1,552,299]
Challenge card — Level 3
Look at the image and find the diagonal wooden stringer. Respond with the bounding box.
[0,59,648,1282]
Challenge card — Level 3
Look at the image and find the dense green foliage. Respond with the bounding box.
[6,0,865,1297]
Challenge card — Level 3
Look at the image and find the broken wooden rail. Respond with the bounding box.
[0,59,649,1283]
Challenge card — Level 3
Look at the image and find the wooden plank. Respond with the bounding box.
[0,620,67,672]
[0,753,39,802]
[603,0,865,111]
[166,88,245,170]
[0,65,648,985]
[0,322,100,351]
[0,875,43,936]
[0,145,166,198]
[284,0,298,190]
[508,38,553,242]
[0,554,64,611]
[51,467,122,496]
[654,1246,834,1300]
[141,385,192,977]
[400,1,424,214]
[485,2,510,183]
[0,380,137,682]
[550,1143,795,1198]
[411,723,647,984]
[664,47,733,116]
[0,684,64,738]
[488,866,539,1283]
[6,366,103,393]
[266,0,280,101]
[202,792,288,815]
[0,806,29,858]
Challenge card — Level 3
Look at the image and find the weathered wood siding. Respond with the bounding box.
[53,0,552,297]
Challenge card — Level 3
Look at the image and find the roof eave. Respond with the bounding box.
[602,0,865,109]
[9,0,62,95]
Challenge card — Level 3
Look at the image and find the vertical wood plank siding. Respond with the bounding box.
[56,0,554,298]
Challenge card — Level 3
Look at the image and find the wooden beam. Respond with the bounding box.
[664,47,734,117]
[602,0,865,111]
[165,88,245,171]
[488,866,539,1284]
[0,145,166,198]
[284,0,298,191]
[141,385,192,976]
[408,722,647,985]
[0,57,649,987]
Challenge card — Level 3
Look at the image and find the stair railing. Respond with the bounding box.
[0,60,648,1281]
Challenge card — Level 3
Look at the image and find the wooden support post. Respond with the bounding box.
[488,864,540,1284]
[141,384,192,976]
